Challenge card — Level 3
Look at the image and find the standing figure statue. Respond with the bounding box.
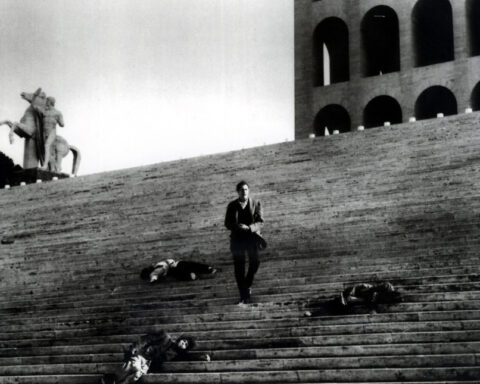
[37,96,65,171]
[0,88,80,175]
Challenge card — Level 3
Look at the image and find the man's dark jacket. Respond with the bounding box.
[225,197,266,249]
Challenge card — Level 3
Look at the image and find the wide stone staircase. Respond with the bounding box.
[1,113,480,383]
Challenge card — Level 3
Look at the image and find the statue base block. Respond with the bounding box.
[10,168,69,186]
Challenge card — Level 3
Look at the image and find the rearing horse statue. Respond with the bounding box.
[0,88,80,175]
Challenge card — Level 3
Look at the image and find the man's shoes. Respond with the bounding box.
[237,287,253,305]
[244,288,252,303]
[237,298,251,305]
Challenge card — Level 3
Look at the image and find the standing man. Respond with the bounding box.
[225,181,265,304]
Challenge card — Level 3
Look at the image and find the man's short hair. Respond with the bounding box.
[140,266,155,280]
[236,180,249,192]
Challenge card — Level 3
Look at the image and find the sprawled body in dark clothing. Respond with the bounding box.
[340,282,399,306]
[140,259,216,283]
[102,331,209,384]
[304,281,401,317]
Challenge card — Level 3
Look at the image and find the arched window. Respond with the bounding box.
[471,82,480,111]
[361,6,400,77]
[467,0,480,56]
[415,86,457,120]
[313,18,349,86]
[314,105,351,136]
[364,96,403,128]
[412,0,454,67]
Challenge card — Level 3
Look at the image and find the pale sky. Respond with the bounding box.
[0,0,294,175]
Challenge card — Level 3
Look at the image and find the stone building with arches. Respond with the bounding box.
[295,0,480,138]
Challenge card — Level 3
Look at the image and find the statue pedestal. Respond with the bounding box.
[10,168,69,186]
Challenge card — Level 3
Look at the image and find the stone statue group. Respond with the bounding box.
[1,88,80,175]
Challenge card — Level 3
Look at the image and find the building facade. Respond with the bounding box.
[295,0,480,138]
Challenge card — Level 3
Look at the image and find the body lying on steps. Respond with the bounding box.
[102,330,210,384]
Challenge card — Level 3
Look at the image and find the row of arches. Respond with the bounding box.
[314,0,479,86]
[314,83,480,135]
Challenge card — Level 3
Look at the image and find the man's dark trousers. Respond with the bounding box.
[232,241,260,299]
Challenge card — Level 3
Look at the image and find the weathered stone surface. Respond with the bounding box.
[1,113,480,382]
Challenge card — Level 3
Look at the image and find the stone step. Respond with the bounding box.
[3,274,479,318]
[0,342,476,372]
[0,195,476,236]
[3,208,477,246]
[1,309,478,352]
[4,367,474,383]
[2,250,477,288]
[1,215,476,264]
[2,258,478,305]
[141,367,480,382]
[1,341,480,364]
[5,173,476,225]
[2,300,478,335]
[2,259,478,307]
[0,223,471,265]
[3,250,476,293]
[164,353,480,371]
[1,315,479,344]
[2,265,478,312]
[6,338,480,364]
[2,232,474,263]
[2,328,480,352]
[4,199,477,239]
[3,156,477,201]
[1,378,478,384]
[0,376,99,384]
[0,354,479,375]
[1,298,478,333]
[3,273,479,314]
[0,285,478,325]
[0,236,470,263]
